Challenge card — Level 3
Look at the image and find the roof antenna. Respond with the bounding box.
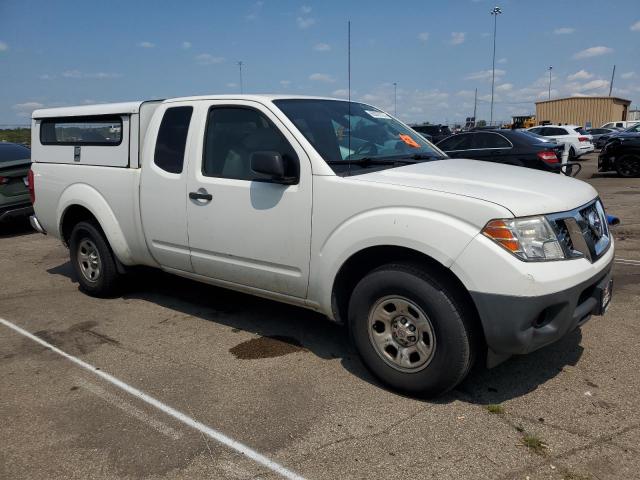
[347,20,352,177]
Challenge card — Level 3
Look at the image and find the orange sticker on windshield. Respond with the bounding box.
[399,134,421,148]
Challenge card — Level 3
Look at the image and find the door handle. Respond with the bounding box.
[189,191,213,201]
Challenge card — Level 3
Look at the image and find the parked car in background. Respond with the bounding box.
[436,129,566,173]
[596,123,640,149]
[598,133,640,177]
[527,125,594,160]
[601,121,640,129]
[586,128,623,149]
[0,142,32,223]
[412,124,452,144]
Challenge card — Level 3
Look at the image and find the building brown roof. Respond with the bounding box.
[535,96,631,105]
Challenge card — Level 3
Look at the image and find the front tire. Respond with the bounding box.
[348,263,477,397]
[615,154,640,178]
[69,221,121,297]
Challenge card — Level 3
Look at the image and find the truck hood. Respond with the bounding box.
[351,159,597,217]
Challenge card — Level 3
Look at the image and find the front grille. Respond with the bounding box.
[547,199,610,263]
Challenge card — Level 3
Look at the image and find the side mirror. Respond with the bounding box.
[250,151,297,184]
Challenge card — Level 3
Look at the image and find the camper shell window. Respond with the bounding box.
[40,115,123,146]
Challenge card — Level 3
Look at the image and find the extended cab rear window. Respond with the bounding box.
[40,115,123,146]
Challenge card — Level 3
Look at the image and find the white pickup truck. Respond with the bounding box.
[29,95,614,396]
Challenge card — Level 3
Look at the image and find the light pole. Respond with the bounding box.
[548,66,553,100]
[237,61,244,94]
[489,6,502,126]
[393,82,397,116]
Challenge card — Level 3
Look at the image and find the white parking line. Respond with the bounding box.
[77,378,184,440]
[615,258,640,266]
[0,317,306,480]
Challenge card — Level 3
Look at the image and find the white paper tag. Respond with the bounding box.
[365,110,391,119]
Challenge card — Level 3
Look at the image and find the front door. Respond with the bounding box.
[185,101,312,298]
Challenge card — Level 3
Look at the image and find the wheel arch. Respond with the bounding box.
[57,184,134,264]
[330,245,483,342]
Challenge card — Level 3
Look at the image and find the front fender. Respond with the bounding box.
[310,207,482,316]
[57,183,134,265]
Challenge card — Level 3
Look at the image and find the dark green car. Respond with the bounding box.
[0,142,32,223]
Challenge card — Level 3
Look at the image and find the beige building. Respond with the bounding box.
[535,96,631,128]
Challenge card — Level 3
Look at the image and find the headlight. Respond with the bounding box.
[482,216,564,261]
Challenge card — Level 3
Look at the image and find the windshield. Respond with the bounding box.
[624,123,640,133]
[273,99,446,175]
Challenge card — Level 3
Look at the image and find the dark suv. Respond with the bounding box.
[412,124,452,144]
[598,133,640,177]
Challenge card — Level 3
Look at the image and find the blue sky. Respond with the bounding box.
[1,0,639,125]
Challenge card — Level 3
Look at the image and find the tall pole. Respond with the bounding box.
[473,87,477,127]
[489,6,502,126]
[548,66,553,100]
[348,21,351,105]
[237,61,243,94]
[393,82,397,116]
[609,65,616,96]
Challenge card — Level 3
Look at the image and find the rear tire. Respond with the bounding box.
[348,262,477,397]
[615,154,640,178]
[69,221,121,297]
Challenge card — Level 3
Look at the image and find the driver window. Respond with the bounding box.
[202,107,298,181]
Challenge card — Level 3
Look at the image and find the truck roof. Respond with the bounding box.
[32,95,344,119]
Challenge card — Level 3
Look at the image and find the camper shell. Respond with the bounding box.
[31,101,162,168]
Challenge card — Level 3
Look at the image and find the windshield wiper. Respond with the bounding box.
[326,157,415,166]
[327,154,439,167]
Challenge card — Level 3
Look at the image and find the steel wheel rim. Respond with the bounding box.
[367,295,436,373]
[77,238,101,283]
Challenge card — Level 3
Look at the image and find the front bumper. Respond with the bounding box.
[0,202,33,222]
[472,258,613,363]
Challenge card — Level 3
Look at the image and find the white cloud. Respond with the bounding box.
[62,70,122,79]
[195,53,225,65]
[621,71,636,79]
[465,69,505,80]
[39,74,55,80]
[138,41,155,48]
[567,70,593,81]
[297,16,315,28]
[313,42,331,52]
[182,41,191,49]
[553,27,575,35]
[573,46,613,59]
[450,32,465,45]
[631,20,640,31]
[297,6,315,29]
[577,79,610,91]
[0,41,8,52]
[496,83,513,92]
[309,73,335,83]
[417,32,429,43]
[12,102,45,117]
[497,57,507,64]
[279,80,291,87]
[332,89,349,98]
[245,1,264,21]
[226,82,238,88]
